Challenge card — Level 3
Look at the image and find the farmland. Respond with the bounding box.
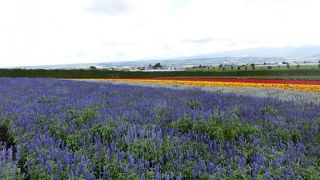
[0,78,319,179]
[86,78,320,93]
[0,68,320,80]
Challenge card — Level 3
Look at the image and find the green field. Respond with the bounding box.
[0,67,319,80]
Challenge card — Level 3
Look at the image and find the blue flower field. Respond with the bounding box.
[0,78,319,179]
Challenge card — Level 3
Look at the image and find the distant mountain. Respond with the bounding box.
[188,45,320,59]
[19,57,286,69]
[311,53,320,58]
[16,45,320,69]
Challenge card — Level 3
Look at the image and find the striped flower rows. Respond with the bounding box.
[99,78,320,93]
[0,78,319,179]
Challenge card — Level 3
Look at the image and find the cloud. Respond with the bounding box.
[86,0,132,15]
[1,0,320,67]
[103,42,136,46]
[181,37,232,44]
[242,40,259,44]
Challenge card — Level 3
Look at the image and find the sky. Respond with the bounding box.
[0,0,320,67]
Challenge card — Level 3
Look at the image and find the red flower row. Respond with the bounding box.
[144,78,320,85]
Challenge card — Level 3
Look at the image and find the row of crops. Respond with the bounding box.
[0,78,319,179]
[97,78,320,93]
[1,68,320,79]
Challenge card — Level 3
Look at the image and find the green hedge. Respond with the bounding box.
[0,68,319,78]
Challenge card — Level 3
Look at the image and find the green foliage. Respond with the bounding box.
[0,68,320,79]
[300,166,320,179]
[185,101,202,110]
[90,122,117,142]
[89,66,97,70]
[153,63,163,69]
[230,167,251,179]
[36,96,51,104]
[170,116,193,134]
[260,106,278,116]
[74,106,99,125]
[0,117,16,144]
[155,106,171,122]
[170,117,260,141]
[274,128,301,143]
[0,117,11,128]
[103,159,130,180]
[66,131,84,150]
[48,119,67,141]
[65,108,77,117]
[127,137,175,161]
[241,144,260,160]
[0,166,24,180]
[312,127,320,146]
[27,164,53,180]
[128,170,140,180]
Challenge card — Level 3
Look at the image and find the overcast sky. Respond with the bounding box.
[1,0,320,67]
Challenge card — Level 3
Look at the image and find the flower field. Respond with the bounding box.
[98,78,320,93]
[0,78,320,179]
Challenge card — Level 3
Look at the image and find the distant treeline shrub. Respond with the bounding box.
[0,68,319,78]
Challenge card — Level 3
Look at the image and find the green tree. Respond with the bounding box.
[153,63,163,69]
[89,66,97,70]
[250,63,255,70]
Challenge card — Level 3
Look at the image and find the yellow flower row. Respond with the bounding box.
[98,79,320,93]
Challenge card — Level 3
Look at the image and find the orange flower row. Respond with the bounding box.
[94,79,320,93]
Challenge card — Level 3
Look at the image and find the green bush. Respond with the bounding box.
[185,101,202,110]
[155,106,171,122]
[0,117,11,128]
[66,131,84,150]
[74,106,99,125]
[260,106,278,116]
[170,117,260,141]
[90,122,117,143]
[127,137,175,161]
[48,119,67,141]
[0,68,319,79]
[170,117,193,134]
[274,128,301,143]
[0,117,16,144]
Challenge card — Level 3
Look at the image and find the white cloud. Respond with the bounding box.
[0,0,320,67]
[86,0,133,15]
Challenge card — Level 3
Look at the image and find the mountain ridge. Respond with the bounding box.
[8,45,320,69]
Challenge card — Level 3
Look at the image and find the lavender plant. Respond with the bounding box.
[0,78,319,179]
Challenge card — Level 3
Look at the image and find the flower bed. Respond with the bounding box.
[0,78,319,179]
[152,78,320,85]
[98,78,320,93]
